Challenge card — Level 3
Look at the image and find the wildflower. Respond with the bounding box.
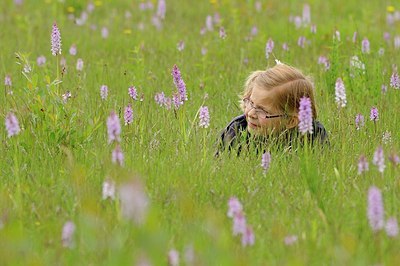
[69,44,77,56]
[227,197,243,218]
[382,131,392,144]
[361,38,370,54]
[297,36,306,48]
[107,111,121,143]
[206,15,213,31]
[390,71,400,89]
[61,221,76,248]
[358,155,369,175]
[23,63,31,73]
[62,91,72,103]
[213,12,220,24]
[76,58,84,71]
[241,226,255,247]
[172,93,183,109]
[156,0,166,19]
[282,42,289,51]
[152,15,162,30]
[112,145,124,166]
[4,75,12,86]
[100,85,108,100]
[177,40,185,51]
[119,179,149,225]
[37,55,46,66]
[5,112,21,138]
[233,212,247,236]
[334,30,341,41]
[386,217,399,237]
[51,22,62,56]
[171,64,187,102]
[373,146,385,173]
[378,48,385,56]
[355,114,364,130]
[261,152,271,173]
[383,32,390,42]
[395,36,400,49]
[250,26,258,36]
[101,27,109,39]
[318,56,330,71]
[168,249,179,266]
[201,47,207,56]
[183,245,195,265]
[219,27,226,39]
[200,27,206,35]
[198,106,210,128]
[381,84,388,93]
[302,4,311,25]
[350,56,365,74]
[128,86,138,100]
[293,16,302,28]
[124,104,133,125]
[102,178,115,200]
[154,92,166,106]
[255,1,261,12]
[265,38,274,59]
[310,24,317,34]
[298,97,313,135]
[284,235,298,246]
[334,78,347,107]
[370,107,379,122]
[367,186,384,232]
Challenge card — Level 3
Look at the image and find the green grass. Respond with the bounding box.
[1,0,400,265]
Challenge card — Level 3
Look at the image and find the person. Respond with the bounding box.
[216,62,329,156]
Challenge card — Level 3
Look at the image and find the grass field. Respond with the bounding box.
[1,0,400,265]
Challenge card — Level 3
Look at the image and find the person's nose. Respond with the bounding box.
[246,106,258,119]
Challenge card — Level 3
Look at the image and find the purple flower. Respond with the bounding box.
[367,186,384,232]
[318,56,330,71]
[107,111,121,143]
[385,217,399,237]
[390,71,400,89]
[282,42,289,51]
[128,86,138,100]
[69,44,77,56]
[124,104,133,125]
[206,15,213,31]
[373,146,385,173]
[378,48,385,56]
[76,58,84,71]
[102,178,115,200]
[265,38,274,59]
[172,93,183,109]
[199,106,210,128]
[241,226,255,247]
[361,38,370,54]
[177,40,185,51]
[62,221,75,248]
[213,12,220,24]
[227,197,243,218]
[302,4,311,25]
[293,16,302,28]
[4,75,12,86]
[100,85,108,100]
[233,212,247,236]
[119,180,149,224]
[357,155,369,175]
[381,84,388,93]
[310,24,317,34]
[156,0,166,19]
[168,249,179,266]
[5,112,21,138]
[250,26,258,36]
[395,36,400,49]
[335,78,347,107]
[112,145,124,166]
[154,92,166,106]
[37,55,46,66]
[171,64,188,102]
[219,27,227,39]
[297,36,306,48]
[51,22,62,56]
[298,97,313,135]
[62,91,72,103]
[101,27,109,39]
[261,152,271,173]
[284,235,298,246]
[383,32,390,42]
[355,114,364,130]
[370,107,379,122]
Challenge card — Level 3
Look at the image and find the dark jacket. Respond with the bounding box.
[215,114,329,156]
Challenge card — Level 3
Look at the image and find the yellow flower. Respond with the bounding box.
[387,6,395,13]
[67,6,75,13]
[123,29,132,35]
[95,1,103,7]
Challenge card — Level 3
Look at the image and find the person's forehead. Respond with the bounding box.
[250,85,275,107]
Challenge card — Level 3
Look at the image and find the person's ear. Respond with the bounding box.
[285,115,299,130]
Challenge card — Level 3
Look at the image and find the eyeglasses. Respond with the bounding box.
[243,98,287,119]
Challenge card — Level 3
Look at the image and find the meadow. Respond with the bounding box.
[1,0,400,265]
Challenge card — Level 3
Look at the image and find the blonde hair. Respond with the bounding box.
[240,64,317,119]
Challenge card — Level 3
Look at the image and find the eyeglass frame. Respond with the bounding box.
[242,98,288,119]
